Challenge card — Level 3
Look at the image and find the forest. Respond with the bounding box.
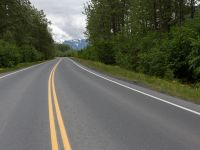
[80,0,200,84]
[0,0,55,67]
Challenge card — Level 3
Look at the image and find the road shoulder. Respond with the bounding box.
[68,58,200,115]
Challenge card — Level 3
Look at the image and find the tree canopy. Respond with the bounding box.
[81,0,200,83]
[0,0,55,67]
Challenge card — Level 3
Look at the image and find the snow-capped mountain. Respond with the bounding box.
[63,39,88,50]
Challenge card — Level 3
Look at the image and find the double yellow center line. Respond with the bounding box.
[48,59,71,150]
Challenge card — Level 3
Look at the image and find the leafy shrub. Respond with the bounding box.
[115,49,139,70]
[0,40,44,68]
[114,35,140,70]
[19,45,43,62]
[65,50,78,57]
[115,51,133,69]
[0,40,20,67]
[166,26,197,81]
[137,47,169,77]
[95,40,115,64]
[138,32,162,52]
[78,46,98,60]
[188,37,200,81]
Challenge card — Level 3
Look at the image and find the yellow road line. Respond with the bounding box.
[52,60,72,150]
[48,59,71,150]
[48,68,59,150]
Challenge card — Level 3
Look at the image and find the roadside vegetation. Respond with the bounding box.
[71,0,200,101]
[74,58,200,103]
[0,0,55,69]
[0,61,44,74]
[54,43,78,57]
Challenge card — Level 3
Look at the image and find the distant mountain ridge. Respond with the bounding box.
[63,39,88,50]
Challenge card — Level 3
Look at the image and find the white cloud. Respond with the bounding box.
[50,25,72,43]
[30,0,88,43]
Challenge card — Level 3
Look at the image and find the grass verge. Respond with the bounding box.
[0,61,45,74]
[73,58,200,104]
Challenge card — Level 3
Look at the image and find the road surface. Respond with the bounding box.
[0,58,199,150]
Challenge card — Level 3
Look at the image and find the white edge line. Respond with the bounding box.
[0,61,50,80]
[67,58,200,116]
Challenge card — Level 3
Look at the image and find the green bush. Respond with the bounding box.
[0,40,21,67]
[167,26,197,82]
[19,45,43,62]
[188,37,200,81]
[115,51,133,69]
[137,47,169,77]
[78,46,98,60]
[114,35,140,70]
[115,48,139,70]
[95,40,115,64]
[0,40,44,68]
[65,50,78,57]
[138,32,162,52]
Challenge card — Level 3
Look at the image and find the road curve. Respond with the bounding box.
[0,58,199,150]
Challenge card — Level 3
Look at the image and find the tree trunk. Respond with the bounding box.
[191,0,195,18]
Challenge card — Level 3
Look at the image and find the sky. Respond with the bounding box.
[30,0,88,43]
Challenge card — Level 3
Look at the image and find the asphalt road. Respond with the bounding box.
[0,58,200,150]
